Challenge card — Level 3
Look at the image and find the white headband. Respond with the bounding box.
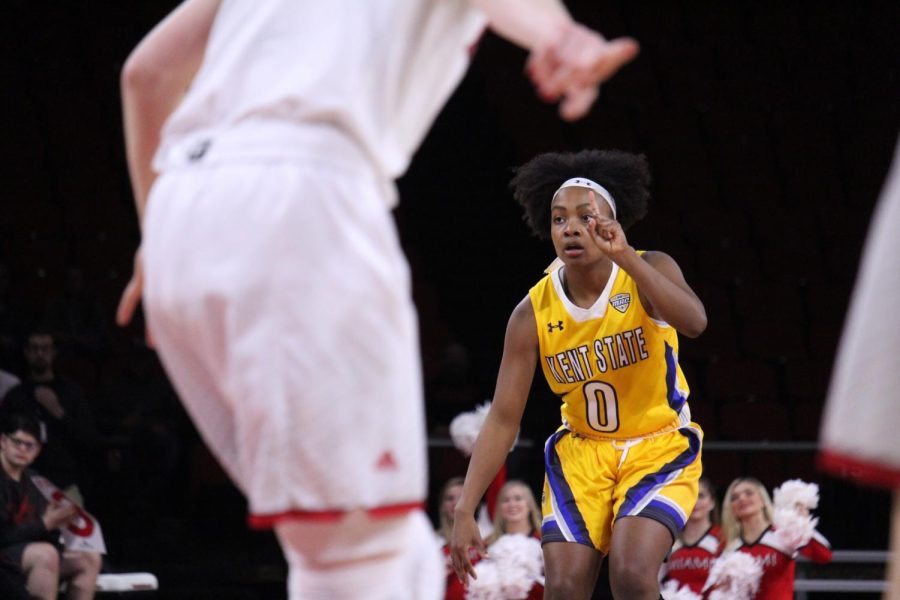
[552,177,617,220]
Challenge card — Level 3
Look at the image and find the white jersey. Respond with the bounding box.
[154,0,486,200]
[819,138,900,487]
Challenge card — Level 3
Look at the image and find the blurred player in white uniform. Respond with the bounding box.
[819,137,900,599]
[117,1,638,597]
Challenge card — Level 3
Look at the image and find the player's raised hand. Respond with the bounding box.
[588,215,630,259]
[582,189,629,257]
[449,511,487,586]
[527,22,639,121]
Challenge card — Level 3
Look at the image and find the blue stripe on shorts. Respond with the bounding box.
[544,429,593,547]
[540,518,563,544]
[642,498,687,536]
[615,428,700,537]
[665,342,688,413]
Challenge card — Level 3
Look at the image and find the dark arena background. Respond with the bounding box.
[2,1,898,598]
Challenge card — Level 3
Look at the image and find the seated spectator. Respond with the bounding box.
[0,413,102,599]
[1,331,98,494]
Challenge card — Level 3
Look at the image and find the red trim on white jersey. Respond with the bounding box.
[247,501,424,529]
[818,449,900,489]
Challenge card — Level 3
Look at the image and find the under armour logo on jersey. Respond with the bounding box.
[547,320,564,332]
[375,451,397,471]
[610,293,631,313]
[188,139,211,162]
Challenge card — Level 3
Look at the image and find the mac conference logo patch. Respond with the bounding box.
[610,293,631,313]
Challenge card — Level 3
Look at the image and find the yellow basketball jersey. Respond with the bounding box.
[529,256,691,439]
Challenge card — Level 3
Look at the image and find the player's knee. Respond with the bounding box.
[26,542,60,573]
[608,560,658,598]
[544,574,591,600]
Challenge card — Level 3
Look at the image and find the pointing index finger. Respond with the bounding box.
[587,189,602,217]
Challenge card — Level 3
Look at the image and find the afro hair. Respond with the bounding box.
[510,149,651,239]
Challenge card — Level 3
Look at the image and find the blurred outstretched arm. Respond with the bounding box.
[469,0,640,120]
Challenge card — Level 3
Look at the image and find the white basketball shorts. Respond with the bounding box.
[142,127,427,520]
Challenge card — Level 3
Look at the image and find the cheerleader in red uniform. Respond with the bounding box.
[718,477,831,599]
[486,480,543,542]
[439,474,510,600]
[799,528,833,564]
[662,477,722,594]
[474,480,544,600]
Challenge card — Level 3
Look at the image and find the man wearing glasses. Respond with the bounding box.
[2,331,97,498]
[0,413,101,600]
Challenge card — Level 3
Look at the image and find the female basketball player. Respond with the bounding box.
[450,149,707,599]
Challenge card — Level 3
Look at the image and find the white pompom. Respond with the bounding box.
[466,561,503,600]
[773,479,819,511]
[466,534,543,600]
[450,402,493,456]
[449,401,518,456]
[704,551,762,600]
[772,507,818,551]
[489,534,544,581]
[661,580,703,600]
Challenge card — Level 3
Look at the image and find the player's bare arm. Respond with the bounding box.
[117,0,221,328]
[578,187,705,337]
[468,0,639,121]
[589,219,706,338]
[631,251,706,338]
[450,296,538,583]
